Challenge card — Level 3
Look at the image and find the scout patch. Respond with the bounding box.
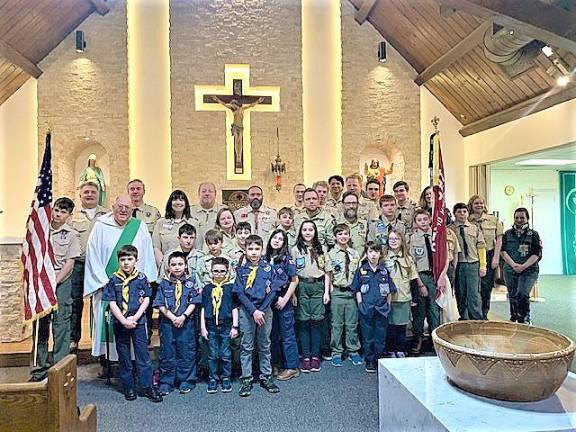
[360,284,369,294]
[185,281,194,289]
[518,244,530,256]
[296,256,305,269]
[138,289,145,303]
[138,273,145,280]
[332,260,342,272]
[60,231,67,240]
[360,268,367,276]
[414,247,425,257]
[379,283,389,296]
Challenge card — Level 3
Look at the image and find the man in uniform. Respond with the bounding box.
[292,183,306,216]
[190,182,226,247]
[365,179,381,205]
[234,185,277,243]
[335,192,368,256]
[69,181,109,351]
[392,181,417,231]
[326,175,344,210]
[340,173,379,220]
[127,179,161,235]
[294,188,335,248]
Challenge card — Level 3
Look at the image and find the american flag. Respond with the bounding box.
[21,132,57,321]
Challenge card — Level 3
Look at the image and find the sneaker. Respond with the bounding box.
[239,378,253,397]
[365,362,377,373]
[277,368,300,381]
[321,353,333,361]
[124,389,137,401]
[69,341,78,353]
[158,385,172,396]
[207,379,218,394]
[221,378,232,393]
[179,382,194,394]
[395,352,406,358]
[260,375,280,393]
[331,355,343,367]
[301,358,311,373]
[310,357,321,372]
[386,352,397,358]
[350,353,363,366]
[143,386,163,403]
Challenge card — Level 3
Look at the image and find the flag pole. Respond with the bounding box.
[32,318,39,367]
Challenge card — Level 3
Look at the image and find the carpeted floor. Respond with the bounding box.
[76,360,379,432]
[489,275,576,371]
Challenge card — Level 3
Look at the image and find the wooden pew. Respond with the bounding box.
[0,354,96,432]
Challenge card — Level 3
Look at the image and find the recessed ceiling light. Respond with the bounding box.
[542,46,554,57]
[557,75,570,87]
[516,159,576,166]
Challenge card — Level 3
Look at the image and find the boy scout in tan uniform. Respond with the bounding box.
[446,227,461,287]
[449,203,487,321]
[69,183,109,349]
[31,198,81,381]
[325,226,362,362]
[392,181,417,231]
[468,199,504,319]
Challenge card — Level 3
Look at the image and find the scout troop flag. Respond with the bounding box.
[21,132,58,322]
[429,130,448,307]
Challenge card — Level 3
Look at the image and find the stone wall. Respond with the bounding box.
[0,244,30,342]
[341,0,421,193]
[170,0,303,208]
[37,0,128,205]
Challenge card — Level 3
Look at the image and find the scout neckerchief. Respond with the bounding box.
[99,218,142,343]
[339,247,351,281]
[168,275,187,313]
[245,263,259,289]
[113,268,139,315]
[211,276,229,325]
[388,251,407,279]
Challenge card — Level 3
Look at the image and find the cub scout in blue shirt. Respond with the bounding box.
[351,241,397,373]
[154,251,202,396]
[233,234,281,397]
[200,257,239,394]
[103,245,162,402]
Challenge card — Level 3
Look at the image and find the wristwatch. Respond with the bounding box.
[182,312,189,319]
[232,325,239,330]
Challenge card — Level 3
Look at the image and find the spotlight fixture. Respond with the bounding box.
[378,41,386,63]
[557,75,570,87]
[76,30,86,53]
[542,45,554,58]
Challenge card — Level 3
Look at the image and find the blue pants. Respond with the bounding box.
[158,316,196,389]
[206,319,232,381]
[358,312,388,365]
[387,324,407,353]
[504,266,539,323]
[113,322,153,391]
[298,319,323,359]
[271,302,300,369]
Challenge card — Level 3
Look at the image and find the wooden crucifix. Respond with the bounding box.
[195,64,280,180]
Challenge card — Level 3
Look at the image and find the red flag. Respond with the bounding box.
[430,132,447,301]
[21,132,57,321]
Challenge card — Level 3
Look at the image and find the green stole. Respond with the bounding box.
[100,218,142,343]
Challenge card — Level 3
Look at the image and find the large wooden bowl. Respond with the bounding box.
[432,321,575,402]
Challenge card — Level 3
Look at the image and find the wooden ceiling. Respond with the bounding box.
[350,0,576,135]
[0,0,108,106]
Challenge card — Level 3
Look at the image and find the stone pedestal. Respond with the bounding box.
[0,243,30,342]
[379,357,576,432]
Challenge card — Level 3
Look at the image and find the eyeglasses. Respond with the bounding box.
[212,269,227,274]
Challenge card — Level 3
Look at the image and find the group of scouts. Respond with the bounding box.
[32,173,543,402]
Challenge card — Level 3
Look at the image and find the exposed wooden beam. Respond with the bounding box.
[438,0,576,53]
[89,0,109,15]
[355,0,379,24]
[415,21,492,86]
[459,85,576,136]
[0,40,42,79]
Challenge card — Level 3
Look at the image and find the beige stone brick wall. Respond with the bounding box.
[0,244,30,342]
[170,0,303,209]
[341,1,421,194]
[37,0,128,205]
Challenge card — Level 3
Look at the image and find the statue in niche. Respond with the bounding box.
[364,159,394,193]
[79,154,107,206]
[210,95,265,174]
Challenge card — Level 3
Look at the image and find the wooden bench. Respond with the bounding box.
[0,354,96,432]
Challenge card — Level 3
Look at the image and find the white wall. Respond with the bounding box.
[0,79,38,241]
[420,87,465,206]
[490,168,561,275]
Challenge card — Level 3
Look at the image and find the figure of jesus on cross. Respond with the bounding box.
[210,95,265,173]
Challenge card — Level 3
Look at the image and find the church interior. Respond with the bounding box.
[0,0,575,431]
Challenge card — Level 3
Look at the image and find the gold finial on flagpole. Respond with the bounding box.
[431,116,440,132]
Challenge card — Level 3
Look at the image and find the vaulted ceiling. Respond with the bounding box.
[0,0,108,106]
[350,0,576,135]
[0,0,574,137]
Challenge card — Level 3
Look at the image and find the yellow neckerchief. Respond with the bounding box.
[114,268,140,315]
[168,274,188,312]
[245,263,259,290]
[211,276,229,325]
